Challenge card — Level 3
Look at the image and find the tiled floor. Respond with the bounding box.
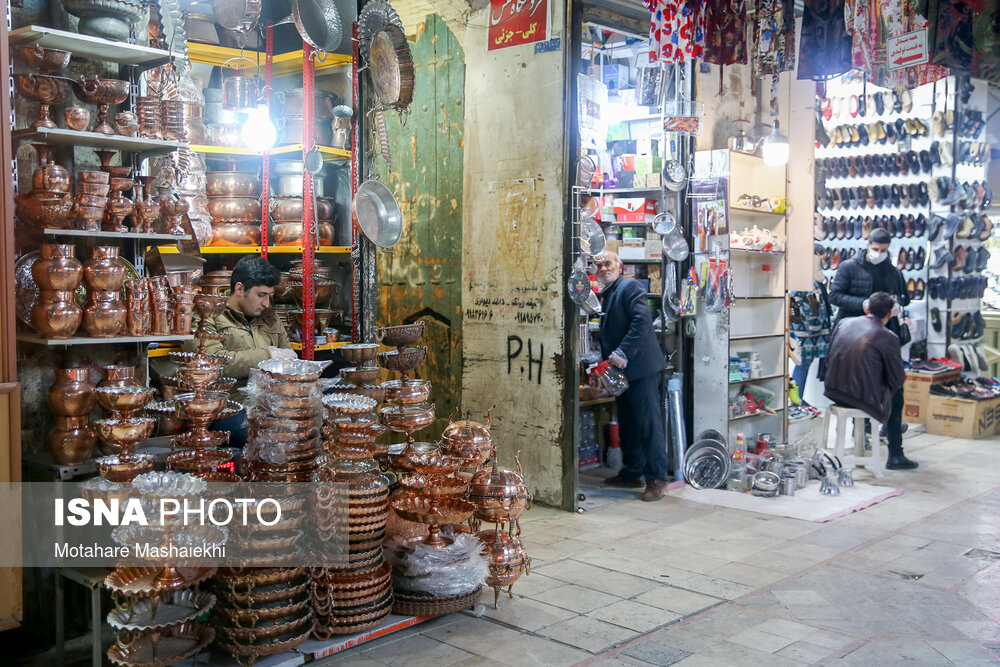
[320,432,1000,666]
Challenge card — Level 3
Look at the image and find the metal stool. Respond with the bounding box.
[822,405,885,478]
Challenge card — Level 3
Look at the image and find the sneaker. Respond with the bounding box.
[604,474,643,489]
[886,454,919,470]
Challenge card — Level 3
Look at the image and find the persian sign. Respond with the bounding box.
[488,0,548,51]
[887,29,928,71]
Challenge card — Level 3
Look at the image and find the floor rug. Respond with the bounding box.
[669,481,903,522]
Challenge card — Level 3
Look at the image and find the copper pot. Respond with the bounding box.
[74,193,108,208]
[270,196,335,223]
[31,144,71,192]
[375,321,425,347]
[99,365,140,389]
[441,408,494,467]
[31,289,82,338]
[211,222,261,246]
[377,346,427,373]
[288,262,335,282]
[15,191,74,228]
[468,454,532,523]
[285,279,340,303]
[83,246,126,291]
[207,196,261,223]
[378,404,436,433]
[206,171,261,197]
[15,45,71,73]
[32,244,83,291]
[272,222,334,246]
[114,111,139,136]
[382,379,431,405]
[47,368,96,417]
[48,416,97,465]
[83,290,126,337]
[77,171,110,185]
[64,106,90,131]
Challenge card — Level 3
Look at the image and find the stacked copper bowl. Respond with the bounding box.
[206,171,262,246]
[136,94,162,139]
[161,99,186,142]
[244,358,325,483]
[376,321,435,451]
[94,149,134,233]
[73,168,110,231]
[105,472,220,666]
[147,293,241,476]
[92,376,156,483]
[211,567,313,664]
[14,144,73,230]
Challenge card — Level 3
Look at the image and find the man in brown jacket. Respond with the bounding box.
[182,256,294,446]
[823,292,916,470]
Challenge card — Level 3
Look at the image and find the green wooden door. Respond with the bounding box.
[378,14,464,438]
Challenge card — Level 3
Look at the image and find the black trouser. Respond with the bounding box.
[614,373,668,481]
[885,387,904,456]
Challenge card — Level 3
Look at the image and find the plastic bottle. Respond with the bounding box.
[592,361,629,396]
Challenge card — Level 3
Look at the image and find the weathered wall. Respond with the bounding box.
[462,2,569,506]
[379,14,465,439]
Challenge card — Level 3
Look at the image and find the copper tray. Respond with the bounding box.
[167,448,233,471]
[322,608,392,635]
[213,592,310,627]
[388,447,463,475]
[248,413,319,434]
[107,623,214,667]
[311,577,390,602]
[392,495,474,525]
[105,567,217,597]
[217,626,311,662]
[217,608,312,643]
[107,590,216,631]
[216,567,306,587]
[214,579,310,607]
[398,473,469,496]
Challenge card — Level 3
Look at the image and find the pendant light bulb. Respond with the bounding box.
[241,104,277,153]
[761,120,789,167]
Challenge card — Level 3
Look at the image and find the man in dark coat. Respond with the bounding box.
[594,250,669,500]
[829,228,911,464]
[824,292,917,469]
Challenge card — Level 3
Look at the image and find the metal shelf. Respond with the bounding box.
[730,333,785,341]
[290,341,349,352]
[729,206,787,218]
[154,245,352,255]
[731,407,785,421]
[44,228,191,241]
[621,258,660,264]
[186,42,351,77]
[191,144,351,162]
[730,372,785,384]
[12,127,183,156]
[10,26,182,68]
[18,333,193,346]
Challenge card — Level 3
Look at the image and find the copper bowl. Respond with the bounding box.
[391,495,475,525]
[210,222,262,246]
[267,379,320,398]
[94,416,156,447]
[15,192,73,227]
[378,404,436,433]
[171,430,230,450]
[323,393,377,417]
[288,261,335,282]
[271,196,335,223]
[77,182,110,196]
[63,106,90,131]
[15,45,71,72]
[102,165,131,178]
[248,414,318,434]
[375,321,425,347]
[174,364,222,389]
[73,193,108,209]
[205,171,260,197]
[167,448,233,472]
[95,385,154,414]
[174,391,229,420]
[96,453,155,483]
[73,76,129,105]
[108,176,133,192]
[193,293,228,319]
[381,379,432,405]
[207,196,261,223]
[340,384,387,404]
[338,343,379,365]
[77,171,110,184]
[266,394,319,411]
[272,222,335,246]
[398,474,469,496]
[199,270,233,289]
[377,347,427,373]
[341,367,380,387]
[285,280,340,304]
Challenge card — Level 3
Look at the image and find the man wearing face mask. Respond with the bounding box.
[828,229,914,469]
[593,250,668,501]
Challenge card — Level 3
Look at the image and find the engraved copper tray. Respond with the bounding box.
[107,623,214,667]
[105,567,217,597]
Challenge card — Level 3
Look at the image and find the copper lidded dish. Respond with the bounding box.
[381,378,431,405]
[375,320,425,347]
[378,403,435,434]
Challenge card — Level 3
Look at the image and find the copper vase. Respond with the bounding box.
[98,365,140,389]
[83,290,127,337]
[31,290,82,338]
[83,246,126,292]
[48,415,96,465]
[46,367,95,417]
[31,243,83,291]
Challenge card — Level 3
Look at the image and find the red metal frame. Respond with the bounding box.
[301,44,316,360]
[351,23,360,343]
[261,22,274,261]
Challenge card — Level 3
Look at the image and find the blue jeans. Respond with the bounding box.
[792,358,814,396]
[209,406,248,449]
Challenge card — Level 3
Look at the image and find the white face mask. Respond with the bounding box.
[867,249,888,264]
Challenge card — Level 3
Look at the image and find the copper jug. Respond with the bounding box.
[83,246,126,292]
[32,243,82,291]
[31,289,82,338]
[48,415,96,465]
[31,143,71,192]
[83,289,126,337]
[46,367,95,417]
[98,365,139,389]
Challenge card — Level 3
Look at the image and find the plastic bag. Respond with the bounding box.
[383,533,489,596]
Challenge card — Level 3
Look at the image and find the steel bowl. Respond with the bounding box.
[353,179,402,248]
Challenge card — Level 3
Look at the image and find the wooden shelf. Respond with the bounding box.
[191,144,351,162]
[44,228,191,241]
[19,333,193,346]
[731,407,784,421]
[729,206,787,218]
[11,26,182,68]
[290,341,349,352]
[154,245,352,255]
[186,42,351,77]
[730,372,785,385]
[12,127,183,156]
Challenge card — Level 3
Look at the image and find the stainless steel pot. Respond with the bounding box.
[276,115,333,146]
[272,89,340,119]
[353,179,402,248]
[276,174,324,198]
[185,12,219,44]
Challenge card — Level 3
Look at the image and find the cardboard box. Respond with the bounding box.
[613,198,658,216]
[903,369,961,424]
[605,240,623,254]
[619,243,646,260]
[648,264,662,292]
[637,173,661,188]
[635,156,663,174]
[925,394,1000,439]
[645,238,663,259]
[602,64,629,90]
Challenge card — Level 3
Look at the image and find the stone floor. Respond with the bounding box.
[319,431,1000,666]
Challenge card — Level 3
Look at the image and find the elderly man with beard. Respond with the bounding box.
[593,250,668,501]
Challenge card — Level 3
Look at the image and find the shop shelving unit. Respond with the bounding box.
[692,149,789,446]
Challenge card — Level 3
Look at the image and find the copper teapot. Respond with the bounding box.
[440,406,494,469]
[467,447,532,531]
[477,524,530,609]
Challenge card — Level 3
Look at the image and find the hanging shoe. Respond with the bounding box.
[930,246,955,270]
[914,246,926,270]
[944,214,962,240]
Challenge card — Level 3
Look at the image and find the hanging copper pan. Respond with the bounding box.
[369,24,413,111]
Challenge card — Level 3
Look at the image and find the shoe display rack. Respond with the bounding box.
[692,149,788,445]
[815,77,940,348]
[927,77,993,371]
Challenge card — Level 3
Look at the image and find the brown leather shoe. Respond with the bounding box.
[642,479,666,502]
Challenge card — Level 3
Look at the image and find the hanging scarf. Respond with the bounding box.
[703,0,748,65]
[846,0,949,88]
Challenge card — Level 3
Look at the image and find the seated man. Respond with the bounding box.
[182,255,296,448]
[823,291,916,469]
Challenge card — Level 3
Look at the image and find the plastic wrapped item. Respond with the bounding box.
[591,361,628,396]
[384,533,489,597]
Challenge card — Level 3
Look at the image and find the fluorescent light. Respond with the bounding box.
[761,120,789,166]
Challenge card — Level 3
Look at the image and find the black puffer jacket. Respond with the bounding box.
[829,254,908,336]
[823,315,906,422]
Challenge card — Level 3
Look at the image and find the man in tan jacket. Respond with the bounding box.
[182,256,294,447]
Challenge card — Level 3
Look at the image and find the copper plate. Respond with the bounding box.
[105,567,217,596]
[218,625,312,661]
[218,608,312,642]
[106,623,214,667]
[213,592,310,626]
[392,495,474,525]
[369,24,413,109]
[214,578,310,606]
[106,589,216,631]
[216,567,305,586]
